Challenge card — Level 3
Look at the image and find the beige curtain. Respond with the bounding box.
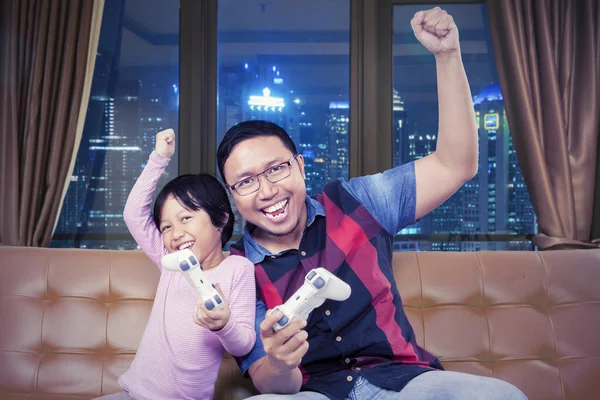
[487,0,600,250]
[0,0,104,247]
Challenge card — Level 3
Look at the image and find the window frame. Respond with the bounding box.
[56,0,535,249]
[179,0,535,248]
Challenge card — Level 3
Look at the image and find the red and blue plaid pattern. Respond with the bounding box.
[231,179,442,399]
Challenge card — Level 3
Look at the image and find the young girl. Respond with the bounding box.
[101,129,256,400]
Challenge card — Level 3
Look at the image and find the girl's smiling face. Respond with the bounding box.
[159,195,224,269]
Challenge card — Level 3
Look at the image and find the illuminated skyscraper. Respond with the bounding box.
[392,89,408,166]
[246,87,287,126]
[325,101,350,182]
[470,82,536,249]
[394,83,535,251]
[297,109,327,196]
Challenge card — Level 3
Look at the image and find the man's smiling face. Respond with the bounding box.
[223,135,307,239]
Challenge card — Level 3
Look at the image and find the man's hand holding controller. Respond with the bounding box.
[271,268,351,331]
[155,129,176,159]
[162,249,231,330]
[256,269,351,376]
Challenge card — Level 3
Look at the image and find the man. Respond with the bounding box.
[217,6,527,400]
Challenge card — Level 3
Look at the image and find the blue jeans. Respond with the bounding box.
[248,371,528,399]
[93,392,132,399]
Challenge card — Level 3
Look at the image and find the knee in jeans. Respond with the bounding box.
[489,378,528,400]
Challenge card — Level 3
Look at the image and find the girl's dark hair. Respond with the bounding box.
[217,120,297,183]
[152,174,234,247]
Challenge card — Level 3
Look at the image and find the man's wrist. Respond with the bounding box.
[434,50,462,65]
[264,354,296,375]
[252,356,302,394]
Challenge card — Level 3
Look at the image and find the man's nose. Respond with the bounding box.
[257,175,278,200]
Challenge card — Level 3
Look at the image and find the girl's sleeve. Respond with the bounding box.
[123,151,170,268]
[214,258,257,356]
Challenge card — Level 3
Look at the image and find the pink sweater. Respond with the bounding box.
[119,151,256,400]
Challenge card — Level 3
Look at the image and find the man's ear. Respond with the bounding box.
[295,154,306,179]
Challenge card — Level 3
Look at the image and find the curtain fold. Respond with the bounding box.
[487,0,600,250]
[52,0,105,236]
[0,0,103,247]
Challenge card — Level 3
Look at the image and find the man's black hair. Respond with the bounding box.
[217,120,297,184]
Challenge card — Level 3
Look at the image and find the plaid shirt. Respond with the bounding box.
[232,162,443,400]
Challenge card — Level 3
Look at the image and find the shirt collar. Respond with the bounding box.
[242,196,325,264]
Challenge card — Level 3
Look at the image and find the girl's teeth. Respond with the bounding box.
[179,242,193,250]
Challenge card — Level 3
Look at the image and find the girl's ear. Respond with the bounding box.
[218,212,230,232]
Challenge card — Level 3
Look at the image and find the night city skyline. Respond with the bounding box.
[51,0,537,251]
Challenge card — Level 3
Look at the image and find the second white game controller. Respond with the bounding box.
[270,268,351,332]
[161,249,225,311]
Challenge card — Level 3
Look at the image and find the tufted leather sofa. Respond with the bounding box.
[1,246,599,400]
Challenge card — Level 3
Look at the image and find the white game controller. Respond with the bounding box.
[270,268,351,332]
[161,249,225,311]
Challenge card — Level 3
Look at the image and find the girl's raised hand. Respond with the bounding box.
[155,129,176,159]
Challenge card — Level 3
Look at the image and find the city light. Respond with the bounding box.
[329,101,349,109]
[248,87,285,109]
[89,146,142,151]
[484,113,499,130]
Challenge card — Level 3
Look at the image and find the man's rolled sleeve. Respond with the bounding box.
[345,161,417,235]
[234,300,267,376]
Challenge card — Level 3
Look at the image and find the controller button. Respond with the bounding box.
[301,251,307,256]
[307,271,316,280]
[347,376,353,382]
[205,300,215,310]
[335,336,342,342]
[214,295,222,304]
[278,315,289,326]
[325,310,331,316]
[179,260,190,271]
[313,277,325,289]
[188,256,197,265]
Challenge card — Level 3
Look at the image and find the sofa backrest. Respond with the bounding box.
[0,246,599,400]
[392,250,600,400]
[0,247,160,399]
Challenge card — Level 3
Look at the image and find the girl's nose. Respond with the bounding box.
[172,226,185,240]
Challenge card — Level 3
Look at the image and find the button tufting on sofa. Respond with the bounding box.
[1,246,599,400]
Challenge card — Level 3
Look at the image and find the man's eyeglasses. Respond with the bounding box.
[228,155,298,196]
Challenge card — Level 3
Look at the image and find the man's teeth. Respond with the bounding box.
[178,242,194,250]
[263,200,288,213]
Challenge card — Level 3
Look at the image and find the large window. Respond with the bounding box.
[50,0,539,252]
[217,0,350,235]
[51,0,180,249]
[391,3,537,251]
